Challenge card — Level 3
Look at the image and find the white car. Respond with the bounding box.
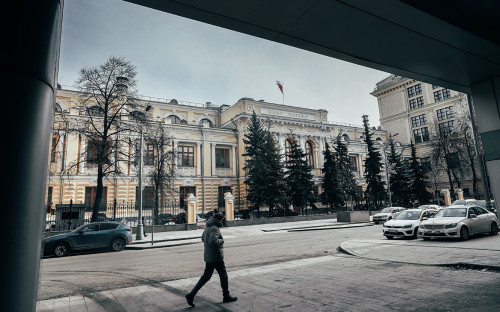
[372,207,405,224]
[383,208,438,239]
[418,205,499,241]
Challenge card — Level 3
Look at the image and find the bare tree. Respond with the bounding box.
[142,121,176,224]
[68,56,140,222]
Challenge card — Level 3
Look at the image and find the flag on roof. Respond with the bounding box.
[276,80,283,94]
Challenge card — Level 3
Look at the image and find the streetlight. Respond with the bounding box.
[382,133,398,207]
[136,105,151,240]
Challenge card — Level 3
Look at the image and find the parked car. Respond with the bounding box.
[418,205,499,241]
[382,208,438,239]
[372,207,405,224]
[417,204,441,210]
[466,200,497,214]
[42,221,133,257]
[451,199,477,206]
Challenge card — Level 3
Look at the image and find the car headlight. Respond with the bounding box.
[402,224,412,228]
[445,223,458,229]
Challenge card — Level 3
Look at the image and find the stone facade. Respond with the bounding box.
[48,88,394,218]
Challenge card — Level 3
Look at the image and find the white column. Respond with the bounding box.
[278,134,285,155]
[173,140,178,171]
[196,142,202,175]
[318,139,324,169]
[232,145,237,176]
[79,136,85,173]
[211,143,216,176]
[299,135,305,150]
[358,154,363,175]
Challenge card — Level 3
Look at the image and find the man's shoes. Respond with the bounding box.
[223,295,238,303]
[185,293,195,307]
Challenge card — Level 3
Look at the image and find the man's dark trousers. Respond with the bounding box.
[190,261,229,297]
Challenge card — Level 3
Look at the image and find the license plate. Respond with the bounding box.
[431,230,441,233]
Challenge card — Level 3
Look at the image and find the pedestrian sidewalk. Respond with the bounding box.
[339,234,500,270]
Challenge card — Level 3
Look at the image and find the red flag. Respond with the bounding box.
[276,80,283,94]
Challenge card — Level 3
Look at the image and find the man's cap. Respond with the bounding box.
[214,212,223,220]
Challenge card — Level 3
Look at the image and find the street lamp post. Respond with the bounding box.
[383,133,398,207]
[136,105,151,240]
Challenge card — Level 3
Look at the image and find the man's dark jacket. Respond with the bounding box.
[202,218,224,263]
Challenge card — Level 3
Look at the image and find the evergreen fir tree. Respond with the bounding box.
[321,142,342,211]
[362,115,386,208]
[386,135,412,206]
[335,135,358,210]
[285,134,315,215]
[242,111,267,212]
[408,141,433,205]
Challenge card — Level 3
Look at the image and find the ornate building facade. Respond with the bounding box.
[48,88,391,218]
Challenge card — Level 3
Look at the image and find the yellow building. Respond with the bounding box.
[48,88,393,220]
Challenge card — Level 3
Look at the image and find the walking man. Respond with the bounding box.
[185,212,237,307]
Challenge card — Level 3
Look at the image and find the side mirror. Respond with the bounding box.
[469,214,477,219]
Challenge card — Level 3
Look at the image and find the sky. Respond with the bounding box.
[58,0,390,127]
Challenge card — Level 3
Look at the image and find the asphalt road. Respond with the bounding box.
[38,224,378,300]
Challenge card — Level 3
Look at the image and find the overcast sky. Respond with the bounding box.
[59,0,390,127]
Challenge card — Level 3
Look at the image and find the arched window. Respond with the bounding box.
[305,141,314,168]
[199,118,213,127]
[285,139,293,166]
[376,137,383,143]
[168,115,181,124]
[129,111,146,121]
[180,119,188,124]
[342,133,350,142]
[87,106,105,117]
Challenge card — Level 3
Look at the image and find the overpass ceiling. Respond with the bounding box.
[125,0,500,93]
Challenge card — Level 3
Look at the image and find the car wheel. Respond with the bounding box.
[460,226,469,241]
[374,221,379,224]
[111,238,125,251]
[386,236,394,240]
[412,227,419,239]
[423,237,431,241]
[490,222,499,235]
[53,242,69,257]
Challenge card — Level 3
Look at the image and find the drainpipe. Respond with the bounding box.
[231,119,241,213]
[199,126,205,215]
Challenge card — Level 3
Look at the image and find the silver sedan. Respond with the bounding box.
[418,205,499,241]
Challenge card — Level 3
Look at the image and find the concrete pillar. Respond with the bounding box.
[457,189,464,200]
[185,193,197,224]
[313,147,319,169]
[211,143,216,176]
[470,78,500,218]
[224,192,235,221]
[1,1,63,311]
[441,189,451,206]
[318,139,324,169]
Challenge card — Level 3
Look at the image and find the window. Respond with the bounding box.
[85,187,107,211]
[432,85,440,89]
[413,127,429,143]
[180,186,196,209]
[216,148,230,168]
[445,152,460,169]
[434,90,443,102]
[437,106,454,121]
[414,84,422,95]
[87,140,98,163]
[445,106,454,119]
[420,156,431,172]
[178,145,194,167]
[145,143,154,166]
[305,141,314,168]
[136,186,155,210]
[439,120,455,135]
[218,186,232,209]
[87,106,105,117]
[51,136,58,163]
[47,186,53,213]
[410,96,424,109]
[54,103,62,113]
[442,89,451,99]
[407,84,422,98]
[350,155,358,172]
[199,118,213,127]
[129,111,146,121]
[411,114,427,128]
[168,115,181,124]
[407,86,415,98]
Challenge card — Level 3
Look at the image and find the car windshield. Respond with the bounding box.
[394,211,421,220]
[381,208,392,213]
[434,208,467,218]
